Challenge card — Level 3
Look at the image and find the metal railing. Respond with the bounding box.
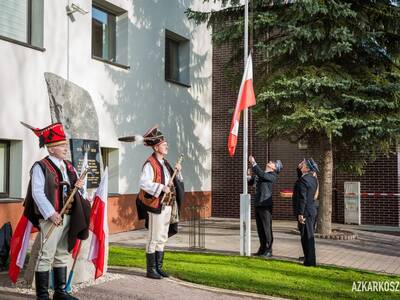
[187,204,207,250]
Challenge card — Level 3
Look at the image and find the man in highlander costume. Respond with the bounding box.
[119,125,184,279]
[21,122,91,300]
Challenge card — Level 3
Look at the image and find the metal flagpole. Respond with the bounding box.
[240,0,251,256]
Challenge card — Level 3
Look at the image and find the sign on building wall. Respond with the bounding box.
[70,139,100,188]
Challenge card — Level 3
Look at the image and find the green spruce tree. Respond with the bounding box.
[188,0,400,234]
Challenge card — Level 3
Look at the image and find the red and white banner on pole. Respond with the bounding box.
[228,53,256,157]
[345,192,400,197]
[8,216,37,283]
[88,167,109,279]
[71,151,89,258]
[280,189,400,198]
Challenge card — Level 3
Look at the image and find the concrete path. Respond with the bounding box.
[0,268,282,300]
[1,218,399,300]
[74,267,282,300]
[110,218,400,275]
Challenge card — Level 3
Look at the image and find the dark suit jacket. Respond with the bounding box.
[292,173,318,217]
[248,164,278,208]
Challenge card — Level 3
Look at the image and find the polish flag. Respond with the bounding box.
[8,215,37,283]
[88,168,108,279]
[71,151,90,258]
[71,239,81,259]
[228,53,256,157]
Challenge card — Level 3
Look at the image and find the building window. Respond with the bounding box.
[101,147,119,194]
[165,30,190,87]
[0,0,44,48]
[0,141,10,198]
[92,0,128,67]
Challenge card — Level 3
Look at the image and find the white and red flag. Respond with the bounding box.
[8,215,38,283]
[228,53,256,157]
[88,167,109,279]
[70,151,89,258]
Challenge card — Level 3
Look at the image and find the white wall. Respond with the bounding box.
[0,0,215,197]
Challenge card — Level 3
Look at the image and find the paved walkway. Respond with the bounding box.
[110,218,400,275]
[1,218,399,300]
[74,267,283,300]
[0,267,281,300]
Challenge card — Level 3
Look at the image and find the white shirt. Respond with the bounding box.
[31,156,71,220]
[139,157,182,197]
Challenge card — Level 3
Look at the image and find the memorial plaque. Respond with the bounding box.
[70,139,101,188]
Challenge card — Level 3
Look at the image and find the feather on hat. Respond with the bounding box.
[118,125,165,147]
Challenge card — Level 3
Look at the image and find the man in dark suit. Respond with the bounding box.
[292,158,319,266]
[248,155,283,258]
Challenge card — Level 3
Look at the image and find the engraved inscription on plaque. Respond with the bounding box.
[70,139,101,188]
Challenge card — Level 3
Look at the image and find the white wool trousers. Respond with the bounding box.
[146,206,172,253]
[36,215,71,272]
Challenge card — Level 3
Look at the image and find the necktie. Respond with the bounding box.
[60,164,65,176]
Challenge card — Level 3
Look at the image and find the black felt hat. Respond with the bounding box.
[118,124,165,147]
[306,158,319,172]
[142,125,165,147]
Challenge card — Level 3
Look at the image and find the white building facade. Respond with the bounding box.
[0,0,214,232]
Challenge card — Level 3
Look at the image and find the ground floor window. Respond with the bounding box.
[0,141,10,198]
[101,147,119,194]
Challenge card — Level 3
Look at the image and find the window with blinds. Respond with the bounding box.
[0,0,28,43]
[0,0,43,48]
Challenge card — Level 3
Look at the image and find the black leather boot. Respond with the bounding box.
[35,271,50,300]
[155,251,169,277]
[253,247,266,256]
[53,267,79,300]
[146,253,162,279]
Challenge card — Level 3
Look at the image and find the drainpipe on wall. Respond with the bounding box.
[67,0,70,81]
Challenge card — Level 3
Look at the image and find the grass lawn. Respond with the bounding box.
[109,246,400,300]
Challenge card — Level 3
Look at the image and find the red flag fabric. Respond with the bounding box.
[228,54,256,156]
[71,239,81,259]
[8,215,37,283]
[88,168,108,279]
